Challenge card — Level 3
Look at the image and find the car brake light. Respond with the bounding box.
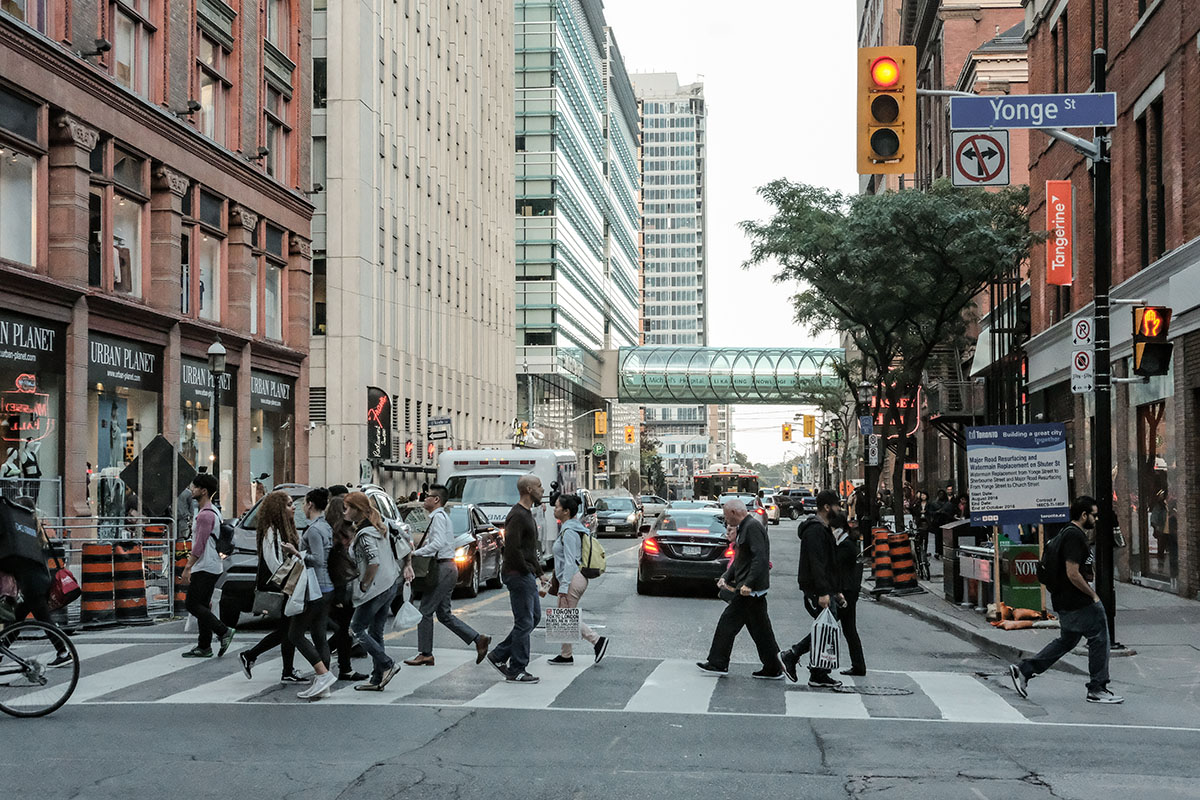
[724,546,734,558]
[642,537,660,554]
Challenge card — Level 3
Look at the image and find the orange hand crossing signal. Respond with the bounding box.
[1133,306,1173,377]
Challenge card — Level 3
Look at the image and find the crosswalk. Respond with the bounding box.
[58,635,1042,725]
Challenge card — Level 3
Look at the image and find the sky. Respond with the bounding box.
[602,0,859,466]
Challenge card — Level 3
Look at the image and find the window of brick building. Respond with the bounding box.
[197,34,232,146]
[266,0,289,50]
[1,0,48,33]
[1137,97,1166,267]
[182,187,226,322]
[111,0,156,99]
[263,222,286,340]
[88,142,148,297]
[264,85,290,183]
[0,87,41,267]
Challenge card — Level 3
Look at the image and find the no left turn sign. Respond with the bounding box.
[952,130,1010,187]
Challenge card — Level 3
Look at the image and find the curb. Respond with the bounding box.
[876,590,1087,677]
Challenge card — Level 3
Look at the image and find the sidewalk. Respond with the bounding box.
[875,557,1200,691]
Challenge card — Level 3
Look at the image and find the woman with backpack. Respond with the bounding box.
[344,491,402,691]
[237,491,304,687]
[547,494,608,665]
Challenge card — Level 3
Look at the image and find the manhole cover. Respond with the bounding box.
[832,686,914,696]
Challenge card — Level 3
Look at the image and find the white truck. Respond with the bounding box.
[437,449,578,565]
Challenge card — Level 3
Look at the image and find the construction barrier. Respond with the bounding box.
[173,541,191,615]
[888,530,919,593]
[80,541,117,628]
[871,527,893,594]
[113,541,153,625]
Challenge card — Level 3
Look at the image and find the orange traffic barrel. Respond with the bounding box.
[113,541,152,626]
[173,541,191,615]
[871,527,893,593]
[888,530,919,592]
[80,542,118,628]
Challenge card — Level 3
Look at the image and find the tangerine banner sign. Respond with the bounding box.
[1046,180,1073,285]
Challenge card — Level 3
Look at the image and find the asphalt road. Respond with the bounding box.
[4,517,1199,799]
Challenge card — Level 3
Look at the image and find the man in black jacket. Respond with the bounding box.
[780,489,844,688]
[697,498,784,679]
[485,474,545,684]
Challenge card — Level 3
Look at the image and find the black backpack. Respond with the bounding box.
[1036,531,1065,591]
[215,516,237,557]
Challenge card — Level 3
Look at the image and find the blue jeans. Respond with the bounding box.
[1019,600,1110,692]
[351,585,397,682]
[489,573,540,673]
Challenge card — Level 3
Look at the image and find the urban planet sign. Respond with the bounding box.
[88,334,163,391]
[181,357,234,406]
[250,371,295,413]
[366,387,391,463]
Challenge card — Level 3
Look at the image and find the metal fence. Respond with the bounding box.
[0,476,63,520]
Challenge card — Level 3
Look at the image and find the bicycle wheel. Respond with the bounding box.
[0,620,80,718]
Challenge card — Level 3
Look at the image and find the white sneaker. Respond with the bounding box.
[1086,688,1124,704]
[298,671,338,700]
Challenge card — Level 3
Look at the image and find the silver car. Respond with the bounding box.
[760,491,782,525]
[639,494,668,520]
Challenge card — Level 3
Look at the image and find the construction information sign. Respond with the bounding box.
[544,607,581,642]
[965,424,1069,526]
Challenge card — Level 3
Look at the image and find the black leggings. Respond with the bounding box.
[328,589,355,673]
[840,590,866,673]
[244,619,297,674]
[287,593,331,669]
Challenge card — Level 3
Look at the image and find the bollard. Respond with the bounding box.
[871,527,893,594]
[888,530,920,593]
[112,541,153,626]
[80,542,119,629]
[173,541,191,616]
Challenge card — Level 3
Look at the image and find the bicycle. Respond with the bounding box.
[907,523,932,582]
[0,619,80,717]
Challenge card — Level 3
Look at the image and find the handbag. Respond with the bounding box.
[48,560,82,611]
[269,553,300,589]
[252,589,286,617]
[808,606,841,671]
[391,583,422,631]
[304,567,322,601]
[547,575,560,596]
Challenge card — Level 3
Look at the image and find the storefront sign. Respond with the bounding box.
[180,357,234,406]
[0,314,64,371]
[1046,180,1073,286]
[88,334,163,392]
[0,313,65,446]
[966,423,1069,526]
[366,386,391,463]
[250,370,295,413]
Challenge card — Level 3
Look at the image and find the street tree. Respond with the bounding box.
[741,180,1039,524]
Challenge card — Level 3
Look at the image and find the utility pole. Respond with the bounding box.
[1090,49,1119,646]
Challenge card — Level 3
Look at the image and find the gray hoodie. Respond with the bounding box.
[552,518,589,588]
[351,524,400,606]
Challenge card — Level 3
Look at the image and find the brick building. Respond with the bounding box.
[0,0,313,520]
[1023,0,1200,598]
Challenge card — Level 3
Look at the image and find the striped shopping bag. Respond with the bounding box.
[808,607,841,671]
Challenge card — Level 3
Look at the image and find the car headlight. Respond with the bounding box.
[626,512,637,523]
[454,545,470,564]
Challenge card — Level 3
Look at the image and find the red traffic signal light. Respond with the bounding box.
[1133,306,1173,377]
[870,57,900,88]
[857,46,916,174]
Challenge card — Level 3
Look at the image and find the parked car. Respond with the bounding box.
[397,501,504,598]
[576,487,599,534]
[593,495,643,537]
[218,483,406,626]
[760,490,782,525]
[638,494,668,520]
[667,499,720,511]
[637,508,732,594]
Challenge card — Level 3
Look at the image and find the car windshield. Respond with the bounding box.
[662,511,726,534]
[669,500,717,509]
[240,492,310,530]
[719,494,757,505]
[596,497,634,511]
[445,474,522,506]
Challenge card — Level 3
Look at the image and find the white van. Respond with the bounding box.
[437,449,578,564]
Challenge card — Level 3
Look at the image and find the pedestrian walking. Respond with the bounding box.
[780,489,844,688]
[931,489,952,558]
[833,512,866,676]
[237,491,302,683]
[485,474,545,684]
[181,473,236,659]
[325,495,366,681]
[404,485,491,667]
[1009,496,1124,704]
[285,487,338,700]
[345,491,403,691]
[547,494,608,665]
[696,498,783,679]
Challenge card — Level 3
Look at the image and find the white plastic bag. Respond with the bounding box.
[391,582,422,631]
[284,584,306,617]
[808,607,841,671]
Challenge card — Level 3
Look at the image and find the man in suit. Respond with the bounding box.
[780,489,844,688]
[696,498,784,679]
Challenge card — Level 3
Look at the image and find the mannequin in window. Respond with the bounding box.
[20,439,41,504]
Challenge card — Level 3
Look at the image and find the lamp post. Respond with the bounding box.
[857,380,876,529]
[207,338,227,497]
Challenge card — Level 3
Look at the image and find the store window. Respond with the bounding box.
[88,142,148,297]
[250,370,295,492]
[111,0,155,99]
[180,356,235,507]
[0,312,65,519]
[197,33,231,146]
[87,333,162,517]
[112,195,143,296]
[1134,397,1176,583]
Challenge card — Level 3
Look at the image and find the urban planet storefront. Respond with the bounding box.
[0,311,65,518]
[88,334,162,517]
[180,357,236,506]
[250,370,295,500]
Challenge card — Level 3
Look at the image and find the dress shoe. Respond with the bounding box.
[404,654,435,667]
[839,668,866,677]
[475,634,492,664]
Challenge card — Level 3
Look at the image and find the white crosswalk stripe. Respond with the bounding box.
[623,660,719,714]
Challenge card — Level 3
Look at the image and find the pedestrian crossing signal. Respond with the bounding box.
[1133,306,1173,377]
[624,425,635,444]
[404,440,414,461]
[426,442,436,461]
[857,46,916,175]
[782,423,793,442]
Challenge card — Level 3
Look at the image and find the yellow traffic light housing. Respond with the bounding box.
[782,423,793,442]
[857,46,916,175]
[802,415,815,439]
[595,411,608,436]
[624,425,635,444]
[1133,306,1173,377]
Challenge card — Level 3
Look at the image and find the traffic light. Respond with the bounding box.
[624,425,635,444]
[426,442,436,461]
[1133,306,1173,377]
[857,46,916,175]
[404,439,414,461]
[782,423,792,442]
[598,459,607,473]
[802,415,815,439]
[594,411,607,436]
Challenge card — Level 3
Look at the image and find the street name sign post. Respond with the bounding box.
[949,92,1117,130]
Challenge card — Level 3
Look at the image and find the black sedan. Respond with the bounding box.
[399,501,504,598]
[637,509,733,595]
[593,496,643,537]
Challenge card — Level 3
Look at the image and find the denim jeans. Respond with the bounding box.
[351,585,397,682]
[488,573,540,674]
[1019,600,1110,692]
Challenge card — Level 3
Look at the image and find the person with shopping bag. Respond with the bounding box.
[780,489,845,688]
[237,491,304,685]
[696,498,785,679]
[546,494,607,666]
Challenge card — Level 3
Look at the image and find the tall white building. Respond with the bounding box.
[309,0,517,494]
[630,73,710,496]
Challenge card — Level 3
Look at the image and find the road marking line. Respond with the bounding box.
[318,650,476,705]
[160,654,284,703]
[908,671,1028,724]
[467,659,591,709]
[784,674,870,719]
[73,649,206,703]
[623,659,720,714]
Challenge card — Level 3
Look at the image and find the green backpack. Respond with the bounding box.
[579,530,607,579]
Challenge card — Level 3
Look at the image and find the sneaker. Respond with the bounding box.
[280,670,308,684]
[182,647,213,658]
[1009,664,1029,699]
[547,655,574,665]
[506,671,540,684]
[1086,688,1125,704]
[696,661,728,676]
[48,652,73,668]
[752,668,784,680]
[486,652,511,678]
[337,670,369,682]
[778,650,799,684]
[594,636,609,664]
[217,628,237,657]
[475,634,492,665]
[807,673,843,689]
[378,662,402,688]
[238,652,254,679]
[353,680,383,691]
[298,671,338,700]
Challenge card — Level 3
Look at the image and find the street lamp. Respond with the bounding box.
[207,337,227,498]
